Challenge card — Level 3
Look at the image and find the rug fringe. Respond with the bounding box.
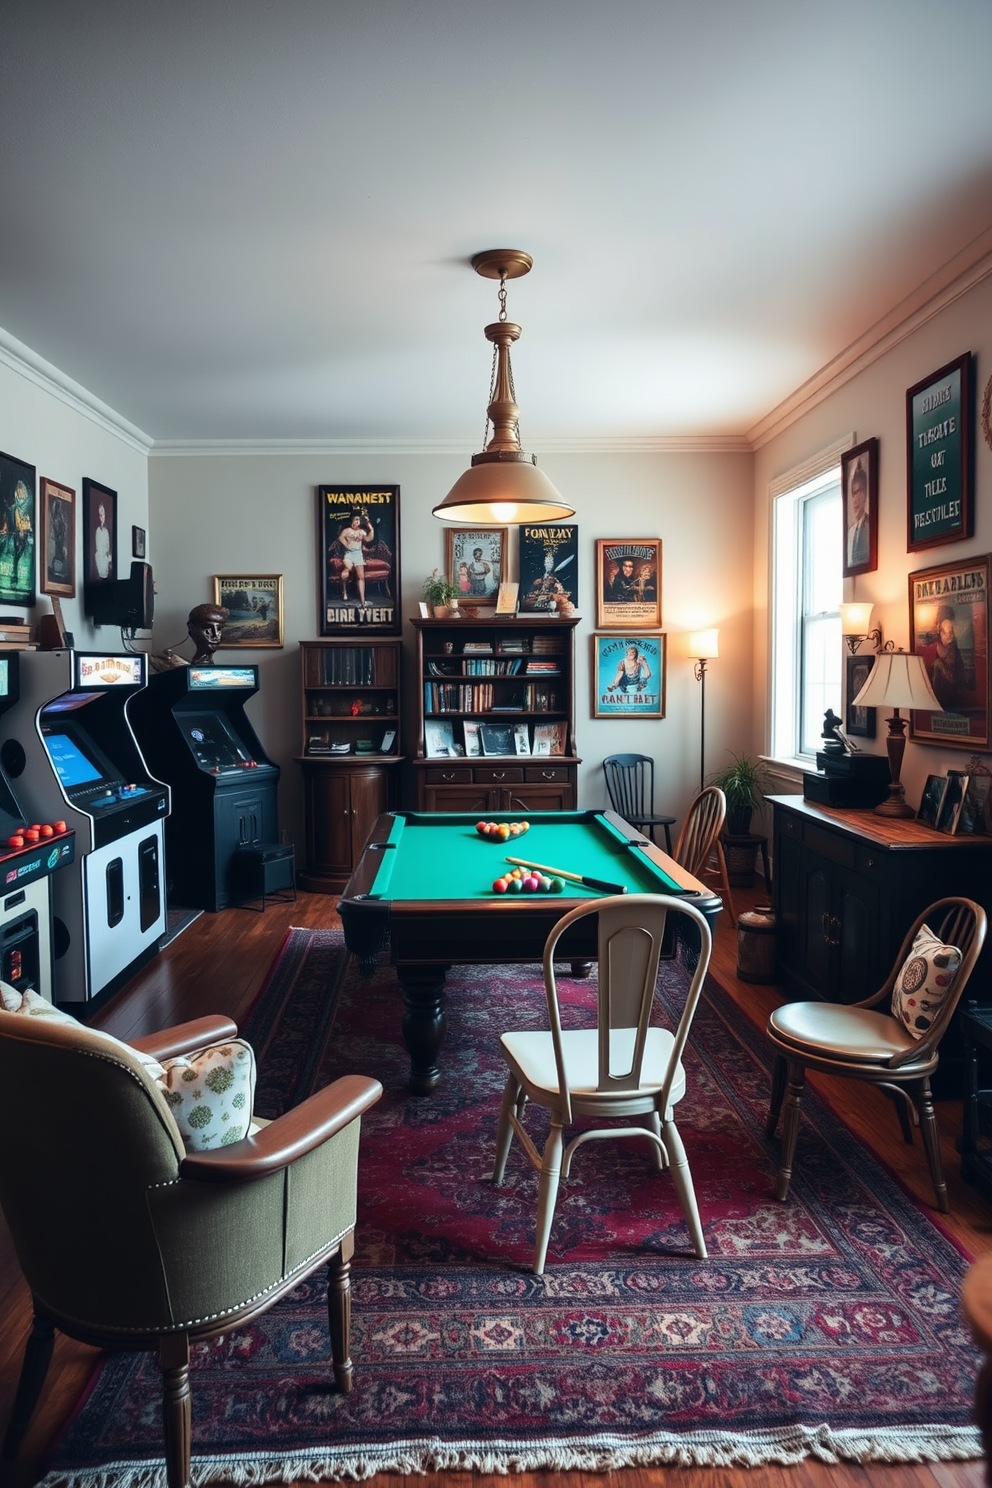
[36,1423,983,1487]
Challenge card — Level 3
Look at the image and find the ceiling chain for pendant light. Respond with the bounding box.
[432,249,574,525]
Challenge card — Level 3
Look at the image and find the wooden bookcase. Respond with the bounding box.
[411,616,580,812]
[296,639,403,891]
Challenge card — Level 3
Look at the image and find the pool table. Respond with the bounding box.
[338,809,722,1094]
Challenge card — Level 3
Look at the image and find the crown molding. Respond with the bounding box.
[748,227,992,450]
[0,328,153,453]
[148,432,752,458]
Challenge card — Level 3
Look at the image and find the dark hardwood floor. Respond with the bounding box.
[1,881,989,1488]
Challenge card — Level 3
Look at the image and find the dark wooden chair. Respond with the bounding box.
[0,1006,381,1487]
[603,754,675,853]
[765,896,986,1212]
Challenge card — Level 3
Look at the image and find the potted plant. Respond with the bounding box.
[422,570,461,619]
[708,751,769,885]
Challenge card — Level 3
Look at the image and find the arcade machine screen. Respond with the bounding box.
[181,711,254,771]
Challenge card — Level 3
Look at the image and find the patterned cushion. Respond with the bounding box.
[0,982,255,1150]
[892,924,962,1039]
[155,1041,256,1149]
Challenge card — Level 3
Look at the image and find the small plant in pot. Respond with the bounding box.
[708,752,769,885]
[422,570,461,618]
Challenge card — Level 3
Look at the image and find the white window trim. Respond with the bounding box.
[766,434,853,772]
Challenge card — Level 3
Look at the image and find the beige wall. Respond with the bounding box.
[0,355,149,647]
[148,449,754,850]
[753,267,992,811]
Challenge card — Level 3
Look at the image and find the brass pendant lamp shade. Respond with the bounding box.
[433,250,574,525]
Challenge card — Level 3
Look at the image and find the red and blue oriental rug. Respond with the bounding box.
[42,928,982,1485]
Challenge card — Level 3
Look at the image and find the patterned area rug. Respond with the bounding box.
[42,929,981,1485]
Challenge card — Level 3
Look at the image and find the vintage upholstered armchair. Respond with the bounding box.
[0,1004,381,1488]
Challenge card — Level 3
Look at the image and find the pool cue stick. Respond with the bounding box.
[504,856,627,895]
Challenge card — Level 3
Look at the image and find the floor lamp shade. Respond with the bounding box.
[851,651,942,817]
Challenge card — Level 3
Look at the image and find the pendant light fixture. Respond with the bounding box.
[433,250,574,525]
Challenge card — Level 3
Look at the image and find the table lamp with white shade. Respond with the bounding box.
[850,646,943,817]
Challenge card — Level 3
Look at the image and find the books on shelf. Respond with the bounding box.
[462,642,493,655]
[319,647,377,684]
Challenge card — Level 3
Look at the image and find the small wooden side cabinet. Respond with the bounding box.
[297,639,403,892]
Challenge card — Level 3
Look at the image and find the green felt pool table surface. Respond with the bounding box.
[338,810,723,1094]
[367,809,687,900]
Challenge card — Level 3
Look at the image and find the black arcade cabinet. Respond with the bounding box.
[129,663,280,911]
[0,651,168,1004]
[0,654,75,1002]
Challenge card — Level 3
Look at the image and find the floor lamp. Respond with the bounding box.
[688,629,719,794]
[850,646,943,817]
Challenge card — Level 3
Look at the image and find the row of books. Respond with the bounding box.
[424,681,561,714]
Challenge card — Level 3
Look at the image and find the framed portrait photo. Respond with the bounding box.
[916,773,947,829]
[909,554,990,749]
[596,540,662,629]
[906,351,973,552]
[0,450,37,607]
[82,478,117,590]
[132,525,146,560]
[844,652,876,738]
[318,485,400,635]
[592,633,666,719]
[445,527,507,608]
[39,477,74,600]
[212,575,284,648]
[841,438,878,577]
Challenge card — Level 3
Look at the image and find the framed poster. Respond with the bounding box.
[596,540,662,628]
[82,478,117,588]
[212,575,284,647]
[909,554,989,748]
[445,527,506,607]
[844,653,876,738]
[0,450,36,607]
[519,522,578,613]
[841,438,878,577]
[132,525,146,559]
[319,485,400,635]
[906,352,973,552]
[592,633,666,718]
[40,476,74,599]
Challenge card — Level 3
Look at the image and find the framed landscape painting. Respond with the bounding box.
[212,575,284,647]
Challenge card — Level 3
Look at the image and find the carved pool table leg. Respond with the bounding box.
[399,965,449,1094]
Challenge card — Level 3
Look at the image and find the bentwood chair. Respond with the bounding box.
[765,897,986,1212]
[603,754,676,854]
[0,1001,381,1487]
[492,894,713,1275]
[673,785,736,926]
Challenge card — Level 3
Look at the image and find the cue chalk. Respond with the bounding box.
[504,856,627,895]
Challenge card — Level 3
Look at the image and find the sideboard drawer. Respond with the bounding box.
[474,766,524,784]
[425,766,473,784]
[525,764,571,783]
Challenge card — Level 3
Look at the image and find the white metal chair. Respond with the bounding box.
[492,894,713,1275]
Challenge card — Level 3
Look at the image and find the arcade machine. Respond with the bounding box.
[0,651,169,1004]
[128,663,280,911]
[0,654,75,1002]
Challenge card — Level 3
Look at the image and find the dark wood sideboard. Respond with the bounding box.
[770,794,990,1091]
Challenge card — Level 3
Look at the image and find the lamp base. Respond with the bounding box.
[873,782,914,818]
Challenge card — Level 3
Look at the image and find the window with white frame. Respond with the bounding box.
[770,456,844,762]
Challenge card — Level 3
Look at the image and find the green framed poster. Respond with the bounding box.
[906,352,972,552]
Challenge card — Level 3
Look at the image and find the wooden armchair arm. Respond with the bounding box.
[130,1016,239,1060]
[179,1075,382,1183]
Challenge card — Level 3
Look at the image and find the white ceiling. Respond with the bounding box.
[4,0,992,445]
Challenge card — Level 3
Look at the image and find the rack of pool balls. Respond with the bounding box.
[475,820,530,842]
[492,866,565,895]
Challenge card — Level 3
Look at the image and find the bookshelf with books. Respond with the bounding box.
[297,639,403,891]
[412,616,580,812]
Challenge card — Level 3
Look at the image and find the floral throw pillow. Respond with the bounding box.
[892,924,962,1039]
[156,1041,256,1150]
